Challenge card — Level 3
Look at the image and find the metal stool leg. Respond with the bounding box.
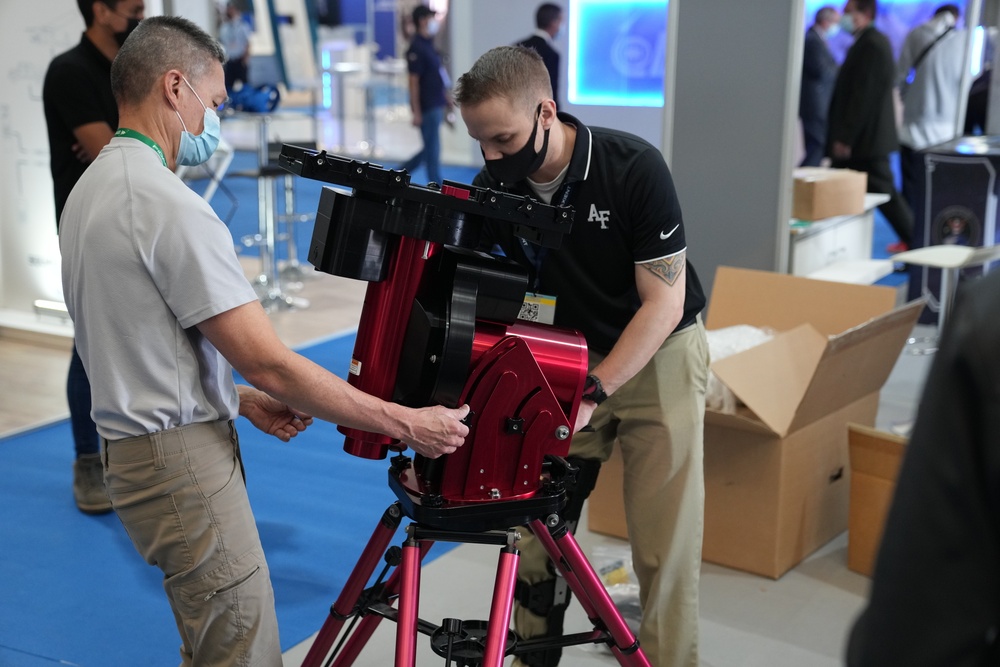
[248,115,308,311]
[277,173,316,287]
[906,266,958,355]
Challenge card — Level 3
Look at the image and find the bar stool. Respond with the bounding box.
[893,243,1000,353]
[229,113,311,311]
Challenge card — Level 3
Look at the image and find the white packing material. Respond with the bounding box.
[705,324,776,414]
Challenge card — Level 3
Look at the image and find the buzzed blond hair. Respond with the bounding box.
[454,46,553,113]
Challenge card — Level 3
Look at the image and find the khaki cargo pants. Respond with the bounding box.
[514,318,709,667]
[104,420,281,667]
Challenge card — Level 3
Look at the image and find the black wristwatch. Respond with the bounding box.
[582,374,608,405]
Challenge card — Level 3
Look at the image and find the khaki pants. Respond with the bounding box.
[103,421,281,667]
[515,318,709,667]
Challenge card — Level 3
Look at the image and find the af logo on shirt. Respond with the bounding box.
[588,203,610,229]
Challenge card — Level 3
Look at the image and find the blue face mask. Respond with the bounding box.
[840,12,856,35]
[175,76,221,166]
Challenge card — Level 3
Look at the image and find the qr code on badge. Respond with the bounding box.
[518,301,540,322]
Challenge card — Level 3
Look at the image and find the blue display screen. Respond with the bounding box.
[568,0,668,107]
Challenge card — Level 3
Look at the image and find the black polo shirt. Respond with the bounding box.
[43,34,118,228]
[406,34,447,112]
[474,112,706,355]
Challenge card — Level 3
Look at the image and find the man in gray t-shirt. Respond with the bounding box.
[60,17,469,665]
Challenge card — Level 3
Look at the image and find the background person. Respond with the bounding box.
[42,0,145,515]
[456,45,709,667]
[800,5,840,167]
[59,16,469,664]
[827,0,915,253]
[895,4,965,227]
[219,0,252,91]
[516,3,564,110]
[399,4,451,186]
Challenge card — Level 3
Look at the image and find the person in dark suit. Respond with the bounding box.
[828,0,914,252]
[846,268,1000,666]
[517,3,563,109]
[800,6,840,166]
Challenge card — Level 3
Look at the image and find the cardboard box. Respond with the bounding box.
[586,267,924,578]
[703,268,922,578]
[847,423,907,577]
[793,167,867,221]
[588,446,627,540]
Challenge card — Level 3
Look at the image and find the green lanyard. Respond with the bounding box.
[114,128,167,167]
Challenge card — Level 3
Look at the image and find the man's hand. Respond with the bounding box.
[411,110,422,127]
[238,385,314,442]
[574,400,597,434]
[71,121,115,165]
[832,140,852,160]
[71,142,96,164]
[401,404,470,458]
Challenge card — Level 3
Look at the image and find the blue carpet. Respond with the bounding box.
[0,332,451,666]
[185,153,483,261]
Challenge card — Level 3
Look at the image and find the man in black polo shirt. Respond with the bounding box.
[456,45,709,667]
[399,4,451,186]
[43,0,144,514]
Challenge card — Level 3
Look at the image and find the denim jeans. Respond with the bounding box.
[68,343,100,458]
[401,105,444,186]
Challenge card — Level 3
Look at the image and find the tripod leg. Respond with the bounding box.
[395,533,421,667]
[483,542,520,667]
[528,518,650,667]
[301,504,404,667]
[334,540,435,667]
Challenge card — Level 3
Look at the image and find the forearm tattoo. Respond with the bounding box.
[641,251,685,286]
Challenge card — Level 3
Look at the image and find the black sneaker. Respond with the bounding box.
[73,454,112,514]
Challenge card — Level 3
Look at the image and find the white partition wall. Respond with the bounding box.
[0,0,85,330]
[667,0,804,297]
[0,0,163,333]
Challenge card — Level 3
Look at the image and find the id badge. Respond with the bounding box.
[518,292,557,325]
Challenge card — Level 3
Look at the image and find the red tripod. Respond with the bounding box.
[299,456,650,667]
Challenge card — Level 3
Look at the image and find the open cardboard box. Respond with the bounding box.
[847,423,907,577]
[587,267,924,579]
[702,267,923,578]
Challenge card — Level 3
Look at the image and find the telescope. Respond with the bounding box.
[279,145,587,517]
[279,146,649,667]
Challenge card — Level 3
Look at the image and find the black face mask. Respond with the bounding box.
[484,104,550,185]
[113,17,141,47]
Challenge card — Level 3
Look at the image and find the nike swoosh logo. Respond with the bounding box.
[660,224,680,240]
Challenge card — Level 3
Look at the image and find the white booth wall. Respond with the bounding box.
[0,0,176,334]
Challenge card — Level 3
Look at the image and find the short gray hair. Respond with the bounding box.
[111,15,226,108]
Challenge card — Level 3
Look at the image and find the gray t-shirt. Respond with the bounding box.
[60,136,258,440]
